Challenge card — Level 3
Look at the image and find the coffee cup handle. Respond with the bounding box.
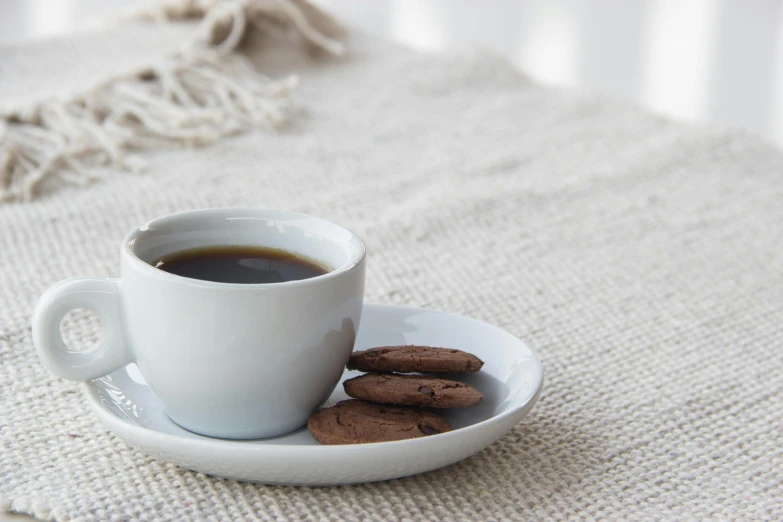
[32,278,134,381]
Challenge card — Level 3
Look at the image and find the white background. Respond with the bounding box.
[1,0,783,146]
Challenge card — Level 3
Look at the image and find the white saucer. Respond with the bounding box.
[85,304,543,486]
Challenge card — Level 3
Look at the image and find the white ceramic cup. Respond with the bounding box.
[32,208,366,439]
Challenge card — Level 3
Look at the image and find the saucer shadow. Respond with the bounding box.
[379,404,596,506]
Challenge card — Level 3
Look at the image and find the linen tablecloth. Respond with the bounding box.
[1,10,782,521]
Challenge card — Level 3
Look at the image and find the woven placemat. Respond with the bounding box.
[1,19,782,522]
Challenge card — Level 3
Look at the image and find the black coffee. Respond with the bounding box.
[153,246,329,284]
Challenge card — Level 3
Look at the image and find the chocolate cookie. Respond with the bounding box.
[307,400,452,445]
[347,346,484,373]
[344,373,483,408]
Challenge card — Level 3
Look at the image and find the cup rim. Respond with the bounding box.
[122,208,366,289]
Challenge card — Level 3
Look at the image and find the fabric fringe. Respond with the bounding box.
[0,0,344,203]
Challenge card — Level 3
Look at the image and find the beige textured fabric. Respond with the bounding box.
[2,23,783,522]
[0,0,345,203]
